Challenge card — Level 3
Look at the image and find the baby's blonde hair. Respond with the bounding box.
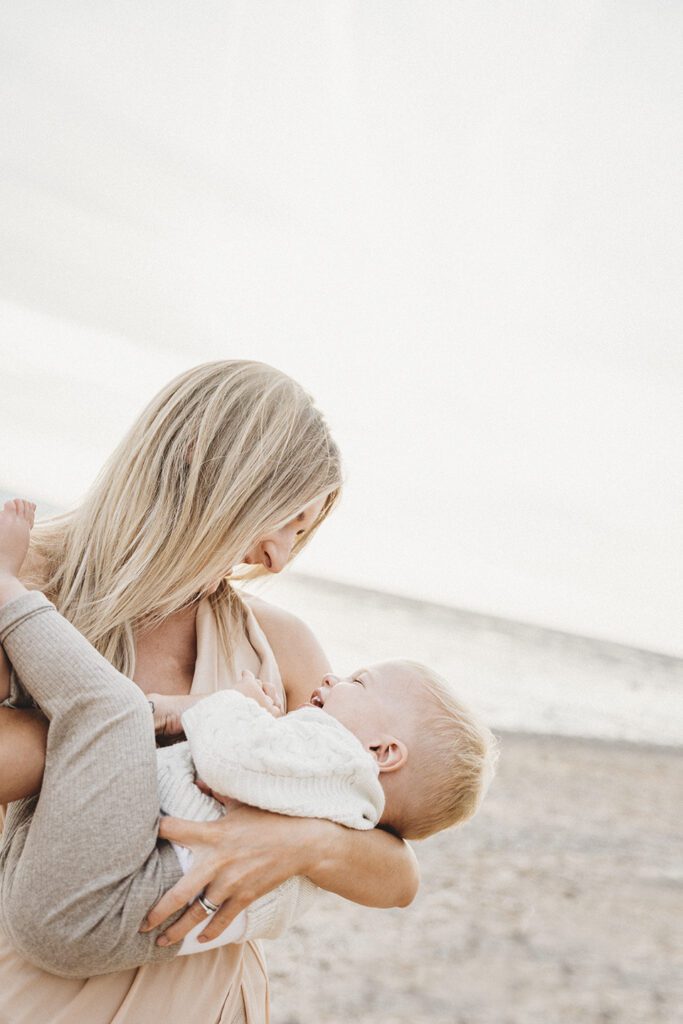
[393,662,499,841]
[27,361,341,677]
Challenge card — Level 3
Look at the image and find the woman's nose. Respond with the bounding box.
[260,539,289,573]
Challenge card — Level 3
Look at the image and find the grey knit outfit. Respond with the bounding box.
[0,591,183,978]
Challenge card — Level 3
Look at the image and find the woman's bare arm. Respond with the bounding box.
[1,645,10,703]
[143,802,420,947]
[247,595,420,904]
[302,814,420,906]
[0,706,48,803]
[0,553,49,803]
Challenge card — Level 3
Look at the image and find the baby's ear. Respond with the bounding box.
[368,736,408,773]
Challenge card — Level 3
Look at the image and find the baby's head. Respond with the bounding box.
[304,661,498,840]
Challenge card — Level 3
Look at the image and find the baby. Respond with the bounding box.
[0,499,497,977]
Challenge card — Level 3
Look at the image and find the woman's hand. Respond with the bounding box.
[149,671,281,738]
[148,693,205,737]
[140,806,420,946]
[140,804,320,945]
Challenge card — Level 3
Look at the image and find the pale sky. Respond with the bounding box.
[1,2,681,655]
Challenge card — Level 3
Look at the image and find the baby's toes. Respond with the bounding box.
[17,500,33,523]
[2,499,35,525]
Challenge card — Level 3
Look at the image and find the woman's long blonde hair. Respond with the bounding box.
[28,361,341,677]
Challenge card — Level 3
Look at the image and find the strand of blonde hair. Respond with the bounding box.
[26,361,341,677]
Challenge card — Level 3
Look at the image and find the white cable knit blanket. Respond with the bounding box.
[157,689,384,829]
[155,689,385,946]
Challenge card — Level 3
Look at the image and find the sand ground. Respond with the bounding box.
[266,732,682,1024]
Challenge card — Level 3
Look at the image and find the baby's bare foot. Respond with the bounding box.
[0,499,35,581]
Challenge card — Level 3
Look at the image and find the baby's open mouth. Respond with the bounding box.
[308,689,324,708]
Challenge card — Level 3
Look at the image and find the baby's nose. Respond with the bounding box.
[322,674,339,688]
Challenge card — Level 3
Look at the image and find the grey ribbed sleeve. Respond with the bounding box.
[0,591,183,978]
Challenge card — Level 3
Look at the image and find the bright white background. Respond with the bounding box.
[1,2,681,655]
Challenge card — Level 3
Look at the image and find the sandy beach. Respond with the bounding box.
[267,731,682,1024]
[1,495,680,1022]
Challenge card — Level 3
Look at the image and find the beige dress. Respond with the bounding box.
[0,598,284,1024]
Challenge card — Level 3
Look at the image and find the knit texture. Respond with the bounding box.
[181,689,385,830]
[157,742,224,822]
[156,737,325,941]
[243,873,319,941]
[157,690,385,943]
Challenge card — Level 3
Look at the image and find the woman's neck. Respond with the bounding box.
[133,602,199,695]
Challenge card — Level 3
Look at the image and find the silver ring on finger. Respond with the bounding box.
[197,893,221,916]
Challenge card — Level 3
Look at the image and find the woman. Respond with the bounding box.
[0,361,419,1024]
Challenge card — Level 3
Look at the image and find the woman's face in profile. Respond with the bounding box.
[242,492,330,574]
[205,492,331,594]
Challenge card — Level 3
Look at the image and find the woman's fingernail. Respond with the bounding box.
[156,936,169,947]
[139,919,150,932]
[198,935,208,943]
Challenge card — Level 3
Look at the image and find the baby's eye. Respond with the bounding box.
[353,678,365,687]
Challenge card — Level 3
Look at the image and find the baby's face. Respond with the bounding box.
[301,661,419,746]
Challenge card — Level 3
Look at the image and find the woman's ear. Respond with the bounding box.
[368,736,408,773]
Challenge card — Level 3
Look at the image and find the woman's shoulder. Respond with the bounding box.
[243,593,305,632]
[243,594,332,708]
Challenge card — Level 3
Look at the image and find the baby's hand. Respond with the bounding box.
[229,670,283,718]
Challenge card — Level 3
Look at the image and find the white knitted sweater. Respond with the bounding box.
[157,689,385,942]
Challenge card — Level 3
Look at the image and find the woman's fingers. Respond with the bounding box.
[148,868,247,946]
[140,865,214,935]
[156,891,248,947]
[155,891,236,947]
[194,895,250,943]
[139,817,215,933]
[158,815,213,845]
[143,815,250,943]
[145,807,317,944]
